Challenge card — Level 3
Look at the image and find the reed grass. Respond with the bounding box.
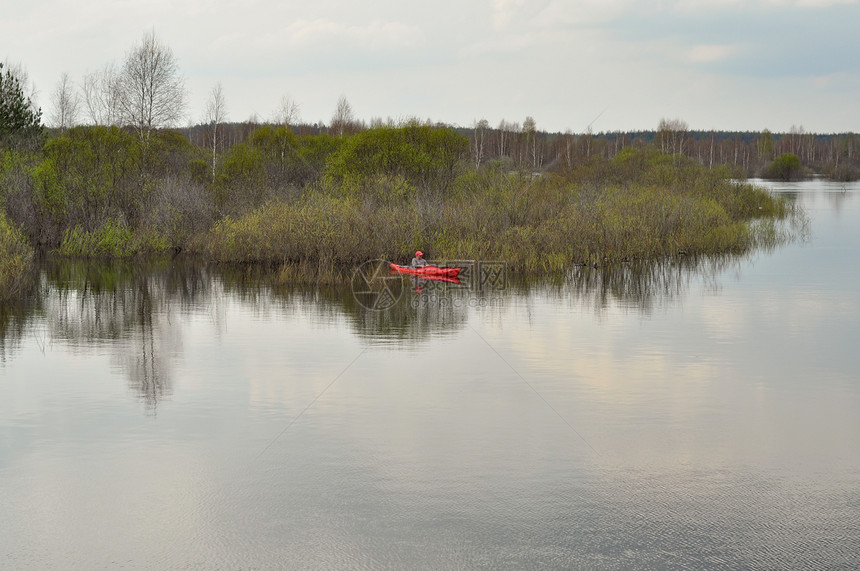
[57,217,170,258]
[0,211,34,298]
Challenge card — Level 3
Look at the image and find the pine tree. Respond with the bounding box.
[0,62,42,147]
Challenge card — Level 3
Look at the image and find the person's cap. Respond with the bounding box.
[416,250,423,256]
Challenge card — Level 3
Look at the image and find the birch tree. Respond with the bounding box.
[471,118,489,168]
[522,116,537,169]
[82,62,122,126]
[330,96,355,137]
[49,72,80,131]
[275,94,300,127]
[204,82,228,178]
[118,30,186,140]
[658,117,688,162]
[563,129,574,168]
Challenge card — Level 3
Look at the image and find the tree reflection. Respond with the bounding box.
[0,297,32,364]
[0,227,804,412]
[339,276,473,343]
[1,259,214,412]
[529,256,745,314]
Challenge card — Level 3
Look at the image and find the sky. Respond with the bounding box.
[4,0,860,134]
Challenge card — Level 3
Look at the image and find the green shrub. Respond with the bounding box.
[296,133,343,176]
[324,123,469,194]
[215,126,319,213]
[763,153,803,181]
[29,126,142,236]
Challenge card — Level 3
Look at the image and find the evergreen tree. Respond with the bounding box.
[0,62,42,146]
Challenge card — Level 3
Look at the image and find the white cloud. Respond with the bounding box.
[492,0,530,29]
[687,44,740,63]
[675,0,856,7]
[253,19,424,52]
[795,0,857,6]
[4,0,860,132]
[495,0,637,29]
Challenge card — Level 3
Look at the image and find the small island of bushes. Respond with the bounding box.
[1,121,795,296]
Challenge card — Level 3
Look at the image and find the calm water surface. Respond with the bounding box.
[2,179,859,569]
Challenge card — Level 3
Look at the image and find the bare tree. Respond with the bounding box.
[563,129,574,168]
[788,124,805,157]
[275,94,300,127]
[471,118,489,168]
[523,116,537,169]
[583,125,594,158]
[118,30,186,140]
[330,95,355,137]
[497,119,513,157]
[49,72,80,131]
[204,82,228,179]
[658,117,688,161]
[82,62,122,126]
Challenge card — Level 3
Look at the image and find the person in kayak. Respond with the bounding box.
[411,250,428,269]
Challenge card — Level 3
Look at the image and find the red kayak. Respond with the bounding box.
[389,264,461,279]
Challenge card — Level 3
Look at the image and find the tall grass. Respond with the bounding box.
[57,217,170,258]
[0,210,34,298]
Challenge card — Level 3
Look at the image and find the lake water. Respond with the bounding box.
[2,179,859,569]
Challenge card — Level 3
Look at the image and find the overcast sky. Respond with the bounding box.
[5,0,859,133]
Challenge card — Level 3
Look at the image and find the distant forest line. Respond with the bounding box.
[177,119,859,181]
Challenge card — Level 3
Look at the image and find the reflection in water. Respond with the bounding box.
[0,298,30,365]
[2,182,857,569]
[564,257,740,312]
[0,205,804,411]
[76,262,208,410]
[2,260,212,412]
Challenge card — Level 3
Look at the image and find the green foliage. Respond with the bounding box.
[29,126,142,233]
[20,126,209,251]
[1,125,207,258]
[0,63,42,149]
[242,126,318,187]
[296,133,343,175]
[218,142,266,200]
[324,124,469,194]
[0,210,33,298]
[216,126,319,212]
[763,153,803,181]
[144,129,204,177]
